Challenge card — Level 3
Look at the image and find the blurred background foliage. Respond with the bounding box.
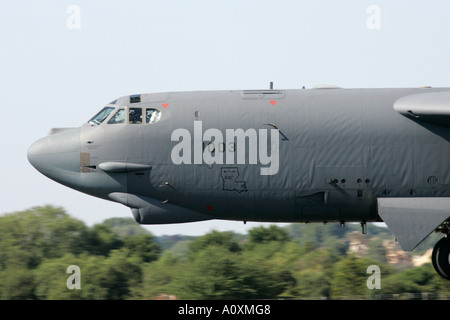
[0,206,448,300]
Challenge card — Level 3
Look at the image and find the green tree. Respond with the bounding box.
[0,266,35,299]
[33,254,84,300]
[102,217,151,237]
[295,247,338,272]
[171,227,298,299]
[188,230,241,255]
[81,223,123,256]
[330,255,376,299]
[367,238,387,263]
[294,270,330,298]
[101,249,143,299]
[239,247,296,299]
[248,225,290,244]
[140,252,185,299]
[380,263,445,297]
[0,206,88,269]
[173,245,245,299]
[287,224,328,249]
[176,245,293,299]
[34,250,144,300]
[122,233,161,263]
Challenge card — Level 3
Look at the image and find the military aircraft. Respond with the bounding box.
[28,85,450,279]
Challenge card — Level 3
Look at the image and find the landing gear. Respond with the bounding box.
[432,236,450,280]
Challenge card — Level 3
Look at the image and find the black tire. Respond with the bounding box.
[432,237,450,280]
[438,237,450,279]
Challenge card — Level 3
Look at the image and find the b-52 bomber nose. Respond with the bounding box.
[28,128,81,188]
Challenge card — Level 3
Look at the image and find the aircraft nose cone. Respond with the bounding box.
[27,136,50,168]
[28,128,81,182]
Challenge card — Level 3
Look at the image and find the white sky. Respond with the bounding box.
[1,0,450,236]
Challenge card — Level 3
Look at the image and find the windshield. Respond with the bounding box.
[88,107,115,125]
[108,109,125,124]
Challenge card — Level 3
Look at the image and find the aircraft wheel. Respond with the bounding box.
[432,237,450,280]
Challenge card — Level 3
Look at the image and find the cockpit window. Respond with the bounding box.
[129,108,143,124]
[146,108,161,124]
[88,107,114,126]
[108,108,125,124]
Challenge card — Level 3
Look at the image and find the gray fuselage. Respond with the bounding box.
[42,87,448,224]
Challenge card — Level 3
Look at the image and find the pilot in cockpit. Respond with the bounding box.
[129,108,142,124]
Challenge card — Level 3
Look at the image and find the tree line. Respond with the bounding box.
[0,206,448,299]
